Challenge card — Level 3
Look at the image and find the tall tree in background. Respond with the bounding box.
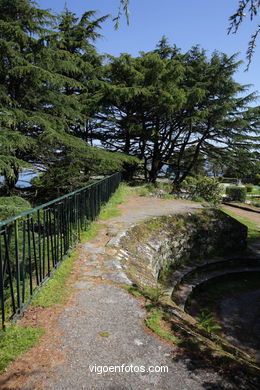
[223,149,260,182]
[1,0,259,200]
[93,38,259,184]
[0,0,55,194]
[48,7,107,140]
[94,41,185,182]
[0,0,137,198]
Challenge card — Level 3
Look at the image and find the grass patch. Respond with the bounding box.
[98,331,110,338]
[135,182,174,198]
[80,222,101,241]
[251,199,260,208]
[221,208,260,241]
[123,285,183,345]
[163,193,175,200]
[121,285,143,297]
[136,187,150,197]
[0,325,45,372]
[140,285,168,304]
[99,183,130,220]
[32,251,77,308]
[145,308,183,345]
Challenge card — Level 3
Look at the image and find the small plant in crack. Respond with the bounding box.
[140,284,168,304]
[98,331,110,338]
[197,308,222,334]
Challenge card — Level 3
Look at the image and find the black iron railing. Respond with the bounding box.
[0,172,121,329]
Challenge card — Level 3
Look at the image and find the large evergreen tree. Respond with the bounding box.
[92,39,259,184]
[0,0,136,198]
[0,0,55,194]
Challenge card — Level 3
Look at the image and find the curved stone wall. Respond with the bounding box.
[119,208,248,289]
[114,208,260,372]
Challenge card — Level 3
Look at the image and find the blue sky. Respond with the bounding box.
[38,0,260,103]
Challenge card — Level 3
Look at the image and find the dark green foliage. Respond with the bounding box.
[0,196,31,222]
[0,0,52,193]
[1,1,259,206]
[30,145,138,202]
[179,176,223,205]
[92,38,259,185]
[0,1,134,201]
[226,186,247,202]
[252,199,260,207]
[246,185,254,193]
[196,308,222,334]
[223,150,260,183]
[0,0,82,192]
[256,174,260,186]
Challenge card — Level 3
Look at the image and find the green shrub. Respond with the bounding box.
[137,188,150,197]
[136,183,173,198]
[226,186,247,202]
[252,199,260,208]
[181,175,223,205]
[0,196,32,222]
[163,193,175,200]
[246,185,253,193]
[192,195,205,203]
[255,174,260,186]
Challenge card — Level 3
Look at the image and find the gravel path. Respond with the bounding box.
[1,195,257,390]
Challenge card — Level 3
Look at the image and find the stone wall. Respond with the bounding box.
[119,209,247,288]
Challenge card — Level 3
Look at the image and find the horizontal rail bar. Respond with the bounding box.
[0,173,119,227]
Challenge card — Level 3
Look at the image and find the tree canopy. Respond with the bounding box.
[90,37,259,184]
[0,0,137,198]
[0,0,259,205]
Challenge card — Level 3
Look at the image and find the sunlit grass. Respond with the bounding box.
[99,183,130,220]
[0,325,45,372]
[145,308,182,345]
[31,251,77,308]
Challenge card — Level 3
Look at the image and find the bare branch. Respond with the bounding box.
[228,1,260,69]
[114,0,130,29]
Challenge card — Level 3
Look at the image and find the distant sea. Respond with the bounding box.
[0,169,39,189]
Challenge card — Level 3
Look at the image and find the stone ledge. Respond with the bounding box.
[116,209,248,289]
